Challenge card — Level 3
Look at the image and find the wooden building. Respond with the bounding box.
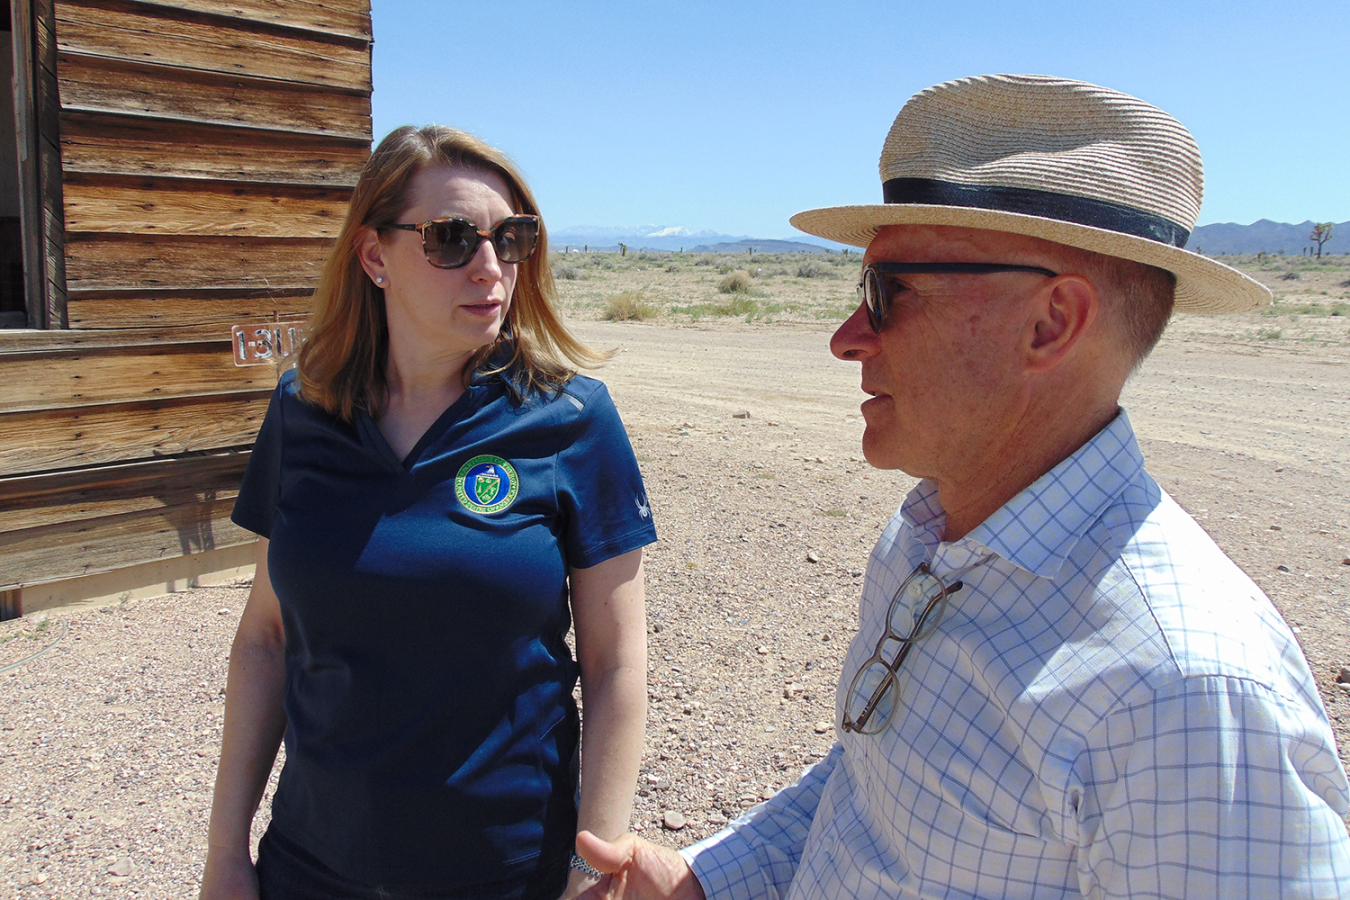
[0,0,372,617]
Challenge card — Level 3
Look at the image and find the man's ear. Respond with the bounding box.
[1024,275,1099,373]
[356,226,388,285]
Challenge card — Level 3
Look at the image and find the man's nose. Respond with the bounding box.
[831,303,879,361]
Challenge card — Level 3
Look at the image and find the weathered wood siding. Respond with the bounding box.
[0,0,371,598]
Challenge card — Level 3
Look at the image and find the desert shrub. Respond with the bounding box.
[1263,300,1340,317]
[693,256,713,266]
[1279,272,1301,281]
[670,295,775,320]
[714,256,740,274]
[603,291,658,321]
[795,261,837,278]
[721,296,759,316]
[718,270,755,294]
[553,264,582,281]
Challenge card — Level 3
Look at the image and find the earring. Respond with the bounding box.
[375,276,384,285]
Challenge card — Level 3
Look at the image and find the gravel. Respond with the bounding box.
[0,586,266,897]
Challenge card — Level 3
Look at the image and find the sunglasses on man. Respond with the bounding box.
[857,262,1058,333]
[385,214,541,270]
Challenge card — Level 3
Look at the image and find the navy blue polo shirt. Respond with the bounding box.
[231,366,656,890]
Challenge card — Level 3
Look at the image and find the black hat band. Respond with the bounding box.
[882,177,1192,248]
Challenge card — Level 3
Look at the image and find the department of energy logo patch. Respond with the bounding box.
[455,455,519,515]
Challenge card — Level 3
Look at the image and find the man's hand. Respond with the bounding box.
[573,830,707,900]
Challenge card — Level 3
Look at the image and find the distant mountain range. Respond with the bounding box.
[1189,220,1346,256]
[547,220,1346,257]
[548,225,846,254]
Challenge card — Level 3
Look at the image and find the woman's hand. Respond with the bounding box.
[198,850,259,900]
[556,863,604,900]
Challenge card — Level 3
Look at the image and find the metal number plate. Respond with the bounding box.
[231,322,306,366]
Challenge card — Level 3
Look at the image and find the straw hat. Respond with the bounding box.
[791,74,1270,313]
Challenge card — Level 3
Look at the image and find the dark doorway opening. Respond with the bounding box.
[0,0,33,328]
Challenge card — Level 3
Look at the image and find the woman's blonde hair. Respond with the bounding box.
[297,125,604,420]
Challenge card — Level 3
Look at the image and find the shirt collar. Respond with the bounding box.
[900,410,1145,579]
[973,409,1144,578]
[898,479,946,545]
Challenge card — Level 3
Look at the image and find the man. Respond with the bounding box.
[576,75,1350,898]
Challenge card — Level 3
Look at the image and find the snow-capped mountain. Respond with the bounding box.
[547,225,843,253]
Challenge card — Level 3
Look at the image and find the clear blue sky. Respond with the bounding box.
[370,0,1349,238]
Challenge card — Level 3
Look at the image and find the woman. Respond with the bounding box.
[200,126,655,900]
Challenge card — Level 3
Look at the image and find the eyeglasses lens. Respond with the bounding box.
[860,267,886,332]
[422,219,475,268]
[895,572,947,640]
[846,660,897,734]
[492,217,539,263]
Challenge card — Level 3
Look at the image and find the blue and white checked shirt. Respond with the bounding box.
[684,411,1350,898]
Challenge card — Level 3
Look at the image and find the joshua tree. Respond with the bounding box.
[1310,223,1334,259]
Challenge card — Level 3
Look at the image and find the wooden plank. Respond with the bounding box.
[0,391,270,476]
[62,177,351,238]
[36,63,61,150]
[65,294,312,330]
[64,235,332,292]
[0,452,247,534]
[0,320,300,351]
[0,342,279,413]
[0,496,254,590]
[37,0,58,70]
[39,138,68,327]
[36,0,61,145]
[56,53,371,139]
[56,2,371,91]
[59,113,368,186]
[131,0,371,41]
[31,0,68,326]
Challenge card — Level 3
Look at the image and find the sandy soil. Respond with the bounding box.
[1,255,1348,896]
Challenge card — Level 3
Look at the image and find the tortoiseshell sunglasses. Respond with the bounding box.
[385,214,540,269]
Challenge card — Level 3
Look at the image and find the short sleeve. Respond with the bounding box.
[554,379,657,569]
[230,374,288,539]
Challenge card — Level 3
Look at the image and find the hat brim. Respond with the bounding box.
[790,203,1270,314]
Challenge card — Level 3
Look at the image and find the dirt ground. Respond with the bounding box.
[1,254,1348,897]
